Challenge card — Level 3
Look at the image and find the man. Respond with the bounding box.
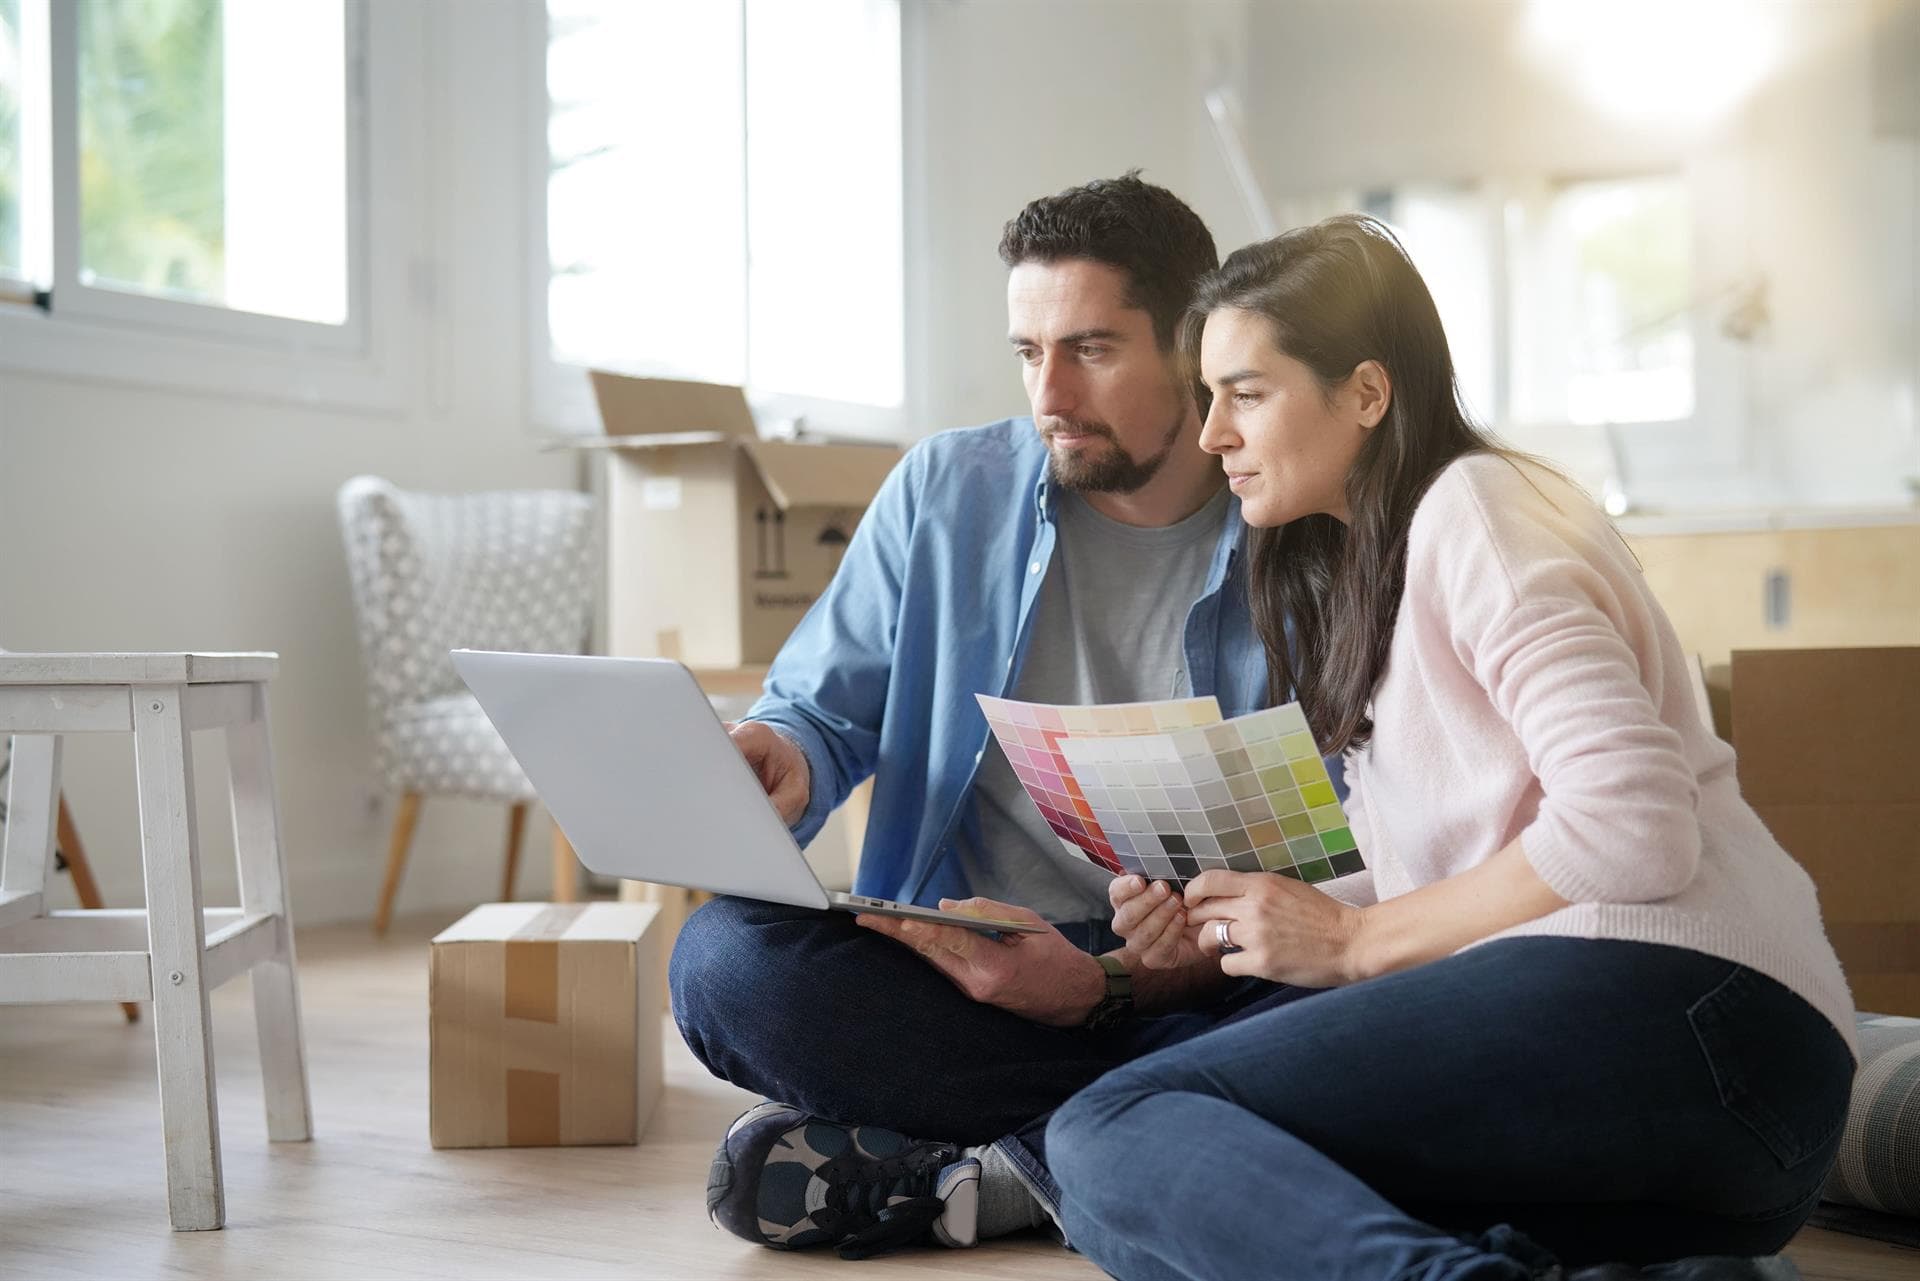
[671,172,1320,1258]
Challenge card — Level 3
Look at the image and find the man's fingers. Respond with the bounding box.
[1108,875,1150,913]
[1111,878,1171,936]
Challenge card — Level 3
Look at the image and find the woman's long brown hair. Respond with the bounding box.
[1181,215,1502,755]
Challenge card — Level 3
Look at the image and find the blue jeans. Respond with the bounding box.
[669,896,1301,1217]
[1048,937,1855,1279]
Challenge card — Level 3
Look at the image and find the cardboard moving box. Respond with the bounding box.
[430,902,664,1148]
[1732,647,1920,1016]
[577,371,903,668]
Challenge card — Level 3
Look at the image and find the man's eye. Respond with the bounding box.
[1077,346,1107,360]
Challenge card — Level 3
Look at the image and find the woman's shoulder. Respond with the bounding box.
[1413,451,1602,547]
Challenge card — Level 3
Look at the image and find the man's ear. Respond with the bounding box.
[1350,360,1392,430]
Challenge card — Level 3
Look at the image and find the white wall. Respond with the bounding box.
[908,0,1256,432]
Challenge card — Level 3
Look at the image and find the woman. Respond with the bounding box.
[1046,216,1856,1280]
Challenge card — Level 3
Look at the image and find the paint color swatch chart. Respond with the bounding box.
[976,694,1364,890]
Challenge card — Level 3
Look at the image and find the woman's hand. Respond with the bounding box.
[1109,875,1210,971]
[1183,870,1368,987]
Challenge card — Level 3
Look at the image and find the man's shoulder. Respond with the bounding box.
[898,418,1046,504]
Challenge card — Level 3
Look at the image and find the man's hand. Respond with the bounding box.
[856,898,1105,1028]
[1109,875,1209,971]
[728,721,810,825]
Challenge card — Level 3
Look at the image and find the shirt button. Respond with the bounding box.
[1029,561,1041,574]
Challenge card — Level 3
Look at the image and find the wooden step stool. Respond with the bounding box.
[0,652,313,1230]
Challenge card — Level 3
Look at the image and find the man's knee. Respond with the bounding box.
[671,896,798,1025]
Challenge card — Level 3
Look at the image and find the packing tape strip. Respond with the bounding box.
[503,904,588,1143]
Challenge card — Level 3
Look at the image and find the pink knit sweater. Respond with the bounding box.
[1325,453,1856,1050]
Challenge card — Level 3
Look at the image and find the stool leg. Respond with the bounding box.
[1,734,58,921]
[228,695,313,1143]
[132,684,224,1231]
[57,797,141,1022]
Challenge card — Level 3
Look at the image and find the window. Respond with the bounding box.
[1,0,37,289]
[1509,175,1694,428]
[1321,175,1697,438]
[1,0,355,339]
[538,0,904,431]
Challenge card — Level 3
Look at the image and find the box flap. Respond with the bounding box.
[589,370,757,441]
[742,439,900,510]
[1731,647,1920,804]
[433,901,661,944]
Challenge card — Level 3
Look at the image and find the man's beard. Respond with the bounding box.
[1043,413,1186,494]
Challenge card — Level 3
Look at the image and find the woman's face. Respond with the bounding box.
[1196,307,1387,528]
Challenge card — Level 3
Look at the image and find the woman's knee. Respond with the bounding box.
[1047,1073,1158,1212]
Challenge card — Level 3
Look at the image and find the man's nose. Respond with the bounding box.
[1029,355,1078,420]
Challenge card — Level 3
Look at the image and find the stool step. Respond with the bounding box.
[0,948,154,1003]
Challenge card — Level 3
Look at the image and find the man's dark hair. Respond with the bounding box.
[997,170,1218,351]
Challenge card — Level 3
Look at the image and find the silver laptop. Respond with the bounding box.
[451,650,1041,935]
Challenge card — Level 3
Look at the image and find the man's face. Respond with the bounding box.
[1006,258,1191,494]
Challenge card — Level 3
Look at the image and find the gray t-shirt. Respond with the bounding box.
[955,487,1231,922]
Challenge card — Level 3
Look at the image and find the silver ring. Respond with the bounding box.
[1215,919,1244,955]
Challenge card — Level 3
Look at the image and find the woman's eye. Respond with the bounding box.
[1233,392,1260,407]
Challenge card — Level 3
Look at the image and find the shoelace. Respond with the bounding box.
[829,1153,950,1261]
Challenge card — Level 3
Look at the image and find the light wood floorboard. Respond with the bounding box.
[0,915,1911,1280]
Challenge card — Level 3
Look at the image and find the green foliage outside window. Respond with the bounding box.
[78,0,224,301]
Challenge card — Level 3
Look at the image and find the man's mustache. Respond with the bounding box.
[1041,418,1117,443]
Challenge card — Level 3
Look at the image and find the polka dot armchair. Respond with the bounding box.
[336,476,595,932]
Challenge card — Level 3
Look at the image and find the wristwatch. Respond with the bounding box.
[1082,954,1135,1030]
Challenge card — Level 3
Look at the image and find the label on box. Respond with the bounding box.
[641,477,683,511]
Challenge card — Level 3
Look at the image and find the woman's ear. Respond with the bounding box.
[1350,360,1392,430]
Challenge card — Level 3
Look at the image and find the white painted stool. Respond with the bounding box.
[0,652,313,1231]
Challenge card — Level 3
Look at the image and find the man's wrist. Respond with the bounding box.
[1071,953,1127,1028]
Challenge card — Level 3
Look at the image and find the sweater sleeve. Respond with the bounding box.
[1418,462,1701,904]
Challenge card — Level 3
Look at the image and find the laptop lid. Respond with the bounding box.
[450,650,832,912]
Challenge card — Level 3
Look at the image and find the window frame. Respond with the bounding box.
[0,0,415,412]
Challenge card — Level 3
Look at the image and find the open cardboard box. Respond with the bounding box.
[571,372,902,668]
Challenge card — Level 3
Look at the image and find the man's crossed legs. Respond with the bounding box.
[668,895,1292,1257]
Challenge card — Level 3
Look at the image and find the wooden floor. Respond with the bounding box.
[1,915,1914,1281]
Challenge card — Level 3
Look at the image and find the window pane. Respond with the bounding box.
[77,0,347,324]
[546,0,746,383]
[1514,175,1694,426]
[745,0,902,408]
[1,0,21,277]
[1364,185,1497,425]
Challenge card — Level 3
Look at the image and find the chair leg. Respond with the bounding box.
[551,824,577,903]
[57,796,141,1022]
[500,802,528,902]
[227,701,313,1143]
[372,792,423,937]
[132,685,224,1231]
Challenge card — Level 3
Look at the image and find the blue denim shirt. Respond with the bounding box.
[746,418,1280,909]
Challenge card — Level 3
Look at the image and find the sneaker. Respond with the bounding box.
[706,1101,981,1259]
